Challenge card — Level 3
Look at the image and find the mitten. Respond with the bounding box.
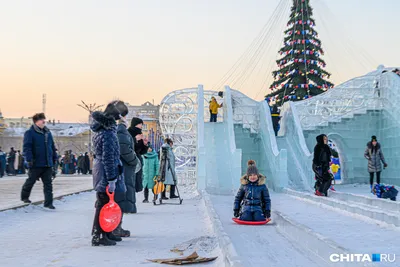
[234,209,240,218]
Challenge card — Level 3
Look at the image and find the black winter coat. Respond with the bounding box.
[128,126,148,192]
[313,134,331,172]
[115,123,139,213]
[234,175,271,213]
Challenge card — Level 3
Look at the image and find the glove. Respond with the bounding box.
[234,209,240,218]
[27,162,33,169]
[384,163,388,168]
[108,180,117,193]
[52,169,57,180]
[264,210,271,219]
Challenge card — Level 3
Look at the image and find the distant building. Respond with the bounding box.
[3,117,32,128]
[0,116,91,155]
[0,111,5,134]
[126,101,163,151]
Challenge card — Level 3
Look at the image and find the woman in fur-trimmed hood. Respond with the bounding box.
[233,160,271,221]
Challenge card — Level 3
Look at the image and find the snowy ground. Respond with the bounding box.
[0,174,93,211]
[334,183,376,197]
[209,194,322,267]
[0,187,222,267]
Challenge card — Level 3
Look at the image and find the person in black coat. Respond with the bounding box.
[21,113,58,209]
[7,147,16,176]
[83,152,90,175]
[271,105,281,137]
[312,134,333,196]
[115,113,139,215]
[128,117,148,193]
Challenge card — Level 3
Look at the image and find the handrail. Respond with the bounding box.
[290,102,312,157]
[196,84,206,190]
[224,86,238,154]
[260,100,280,156]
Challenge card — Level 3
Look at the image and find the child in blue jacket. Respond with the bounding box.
[233,160,271,221]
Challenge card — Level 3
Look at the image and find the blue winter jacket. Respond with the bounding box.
[91,112,126,193]
[23,125,57,168]
[234,174,271,213]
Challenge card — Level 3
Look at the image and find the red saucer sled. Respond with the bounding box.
[232,218,271,225]
[99,186,122,232]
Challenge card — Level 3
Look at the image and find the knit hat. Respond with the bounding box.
[130,117,144,128]
[371,135,377,142]
[247,160,259,176]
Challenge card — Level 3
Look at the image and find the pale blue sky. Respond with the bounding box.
[0,0,398,121]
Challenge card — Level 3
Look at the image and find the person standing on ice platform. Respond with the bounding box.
[91,101,127,246]
[209,96,223,122]
[312,134,333,197]
[20,113,58,209]
[365,135,387,192]
[233,160,271,221]
[160,138,179,200]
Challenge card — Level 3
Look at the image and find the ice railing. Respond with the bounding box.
[224,86,243,192]
[258,100,288,191]
[294,75,385,130]
[160,86,220,186]
[196,85,206,190]
[230,88,260,133]
[380,72,400,126]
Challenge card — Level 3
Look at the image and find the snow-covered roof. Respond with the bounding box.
[2,127,27,137]
[53,126,90,137]
[1,125,90,137]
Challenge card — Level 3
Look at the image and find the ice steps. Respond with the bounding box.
[284,188,400,227]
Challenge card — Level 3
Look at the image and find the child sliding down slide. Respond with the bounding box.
[233,160,271,221]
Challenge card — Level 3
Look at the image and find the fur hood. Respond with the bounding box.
[367,141,381,150]
[91,111,116,132]
[240,174,266,185]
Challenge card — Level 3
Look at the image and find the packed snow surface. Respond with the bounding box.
[0,191,221,267]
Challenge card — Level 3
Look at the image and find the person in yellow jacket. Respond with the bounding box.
[209,97,223,122]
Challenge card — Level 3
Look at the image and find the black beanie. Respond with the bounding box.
[131,117,144,128]
[371,135,377,142]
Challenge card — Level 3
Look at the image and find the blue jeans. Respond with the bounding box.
[210,114,217,122]
[240,210,265,221]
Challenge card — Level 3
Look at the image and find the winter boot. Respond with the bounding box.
[112,222,131,238]
[44,204,56,210]
[161,190,169,200]
[143,189,149,203]
[315,190,324,197]
[107,232,122,242]
[169,185,179,199]
[92,233,117,246]
[22,199,32,204]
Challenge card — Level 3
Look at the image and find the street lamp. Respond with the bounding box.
[77,101,104,152]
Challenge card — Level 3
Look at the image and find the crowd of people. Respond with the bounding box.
[13,104,178,245]
[0,147,26,177]
[60,151,93,175]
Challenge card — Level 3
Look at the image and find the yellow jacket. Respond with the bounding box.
[209,101,222,114]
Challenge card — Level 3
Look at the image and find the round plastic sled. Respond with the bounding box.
[99,186,122,233]
[232,218,271,225]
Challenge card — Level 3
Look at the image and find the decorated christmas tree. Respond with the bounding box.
[266,0,334,103]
